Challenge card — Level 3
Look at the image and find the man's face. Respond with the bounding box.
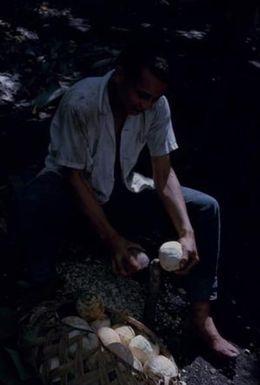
[117,67,168,115]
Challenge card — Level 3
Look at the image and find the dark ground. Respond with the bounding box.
[0,1,260,384]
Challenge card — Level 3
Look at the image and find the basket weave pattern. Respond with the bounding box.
[19,300,182,385]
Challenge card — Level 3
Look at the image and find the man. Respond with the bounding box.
[18,41,239,358]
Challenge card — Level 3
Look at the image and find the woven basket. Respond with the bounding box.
[19,298,183,385]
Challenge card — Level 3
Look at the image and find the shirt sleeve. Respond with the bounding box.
[147,95,178,157]
[49,92,90,170]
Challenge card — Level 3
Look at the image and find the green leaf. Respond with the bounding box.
[32,85,67,110]
[0,346,21,385]
[4,347,32,382]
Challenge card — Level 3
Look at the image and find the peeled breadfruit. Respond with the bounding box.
[76,292,105,321]
[90,317,111,332]
[106,342,134,366]
[68,329,99,356]
[143,355,178,381]
[159,241,183,271]
[114,325,135,345]
[62,316,99,356]
[129,335,159,364]
[97,327,121,346]
[133,357,143,372]
[128,248,150,270]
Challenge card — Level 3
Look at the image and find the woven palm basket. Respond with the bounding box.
[19,297,183,385]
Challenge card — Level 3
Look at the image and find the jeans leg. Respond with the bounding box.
[181,187,220,303]
[14,172,76,286]
[105,187,220,303]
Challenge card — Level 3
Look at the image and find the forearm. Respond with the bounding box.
[67,170,118,242]
[155,168,193,237]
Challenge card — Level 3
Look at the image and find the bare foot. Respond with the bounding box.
[191,302,240,359]
[209,335,240,358]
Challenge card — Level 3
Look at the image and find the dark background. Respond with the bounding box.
[0,0,260,332]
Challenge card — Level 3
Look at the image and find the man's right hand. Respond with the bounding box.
[66,170,148,275]
[106,233,146,276]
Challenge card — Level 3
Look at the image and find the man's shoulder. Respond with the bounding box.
[154,95,170,112]
[64,75,103,108]
[146,95,170,122]
[60,70,113,115]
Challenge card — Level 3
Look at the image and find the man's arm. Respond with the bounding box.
[66,169,143,275]
[151,154,199,274]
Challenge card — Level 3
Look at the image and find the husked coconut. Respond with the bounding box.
[129,335,159,364]
[114,325,135,345]
[159,241,183,272]
[90,316,111,332]
[68,329,99,356]
[97,327,121,346]
[107,342,134,366]
[76,292,105,321]
[143,355,178,381]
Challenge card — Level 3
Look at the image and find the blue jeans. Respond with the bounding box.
[14,171,220,303]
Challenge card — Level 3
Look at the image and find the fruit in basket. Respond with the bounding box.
[114,325,135,345]
[133,357,143,372]
[97,327,121,346]
[129,335,159,364]
[159,241,183,271]
[76,292,105,321]
[61,316,99,356]
[107,342,134,366]
[90,316,111,331]
[68,329,99,356]
[143,355,178,381]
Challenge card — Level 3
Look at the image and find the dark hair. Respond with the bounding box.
[116,39,170,84]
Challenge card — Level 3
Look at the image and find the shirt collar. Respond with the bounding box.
[98,69,115,115]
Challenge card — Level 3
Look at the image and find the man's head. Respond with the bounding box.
[112,41,170,115]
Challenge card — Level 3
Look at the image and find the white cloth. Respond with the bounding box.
[42,70,178,203]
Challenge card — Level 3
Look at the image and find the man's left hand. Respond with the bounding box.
[175,232,199,275]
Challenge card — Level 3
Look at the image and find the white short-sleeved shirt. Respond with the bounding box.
[42,70,178,203]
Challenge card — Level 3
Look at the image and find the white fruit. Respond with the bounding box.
[143,355,178,381]
[62,316,99,356]
[133,357,143,372]
[159,241,183,271]
[128,249,150,269]
[97,327,121,346]
[114,325,135,345]
[129,335,159,364]
[106,342,134,366]
[90,317,111,332]
[68,329,99,356]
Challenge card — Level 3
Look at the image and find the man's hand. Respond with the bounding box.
[106,233,146,276]
[175,232,199,275]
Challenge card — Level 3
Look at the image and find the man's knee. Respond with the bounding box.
[182,187,220,218]
[201,194,220,217]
